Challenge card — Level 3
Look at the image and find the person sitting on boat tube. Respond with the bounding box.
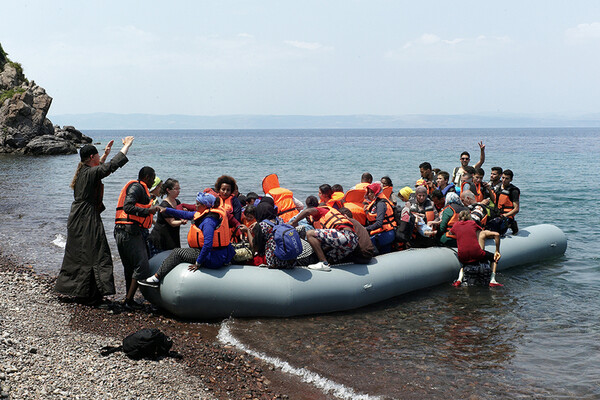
[363,182,397,254]
[139,192,248,288]
[450,210,502,287]
[290,201,358,271]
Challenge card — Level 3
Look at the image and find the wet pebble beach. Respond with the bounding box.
[0,249,323,400]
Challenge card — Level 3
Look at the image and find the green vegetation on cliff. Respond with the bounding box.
[0,43,7,68]
[0,43,28,104]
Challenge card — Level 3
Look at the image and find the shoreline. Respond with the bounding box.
[0,249,326,400]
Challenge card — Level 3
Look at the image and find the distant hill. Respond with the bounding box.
[47,112,600,130]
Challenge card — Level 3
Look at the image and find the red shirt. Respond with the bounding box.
[450,220,486,264]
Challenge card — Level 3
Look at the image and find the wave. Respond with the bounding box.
[52,234,66,249]
[217,320,382,400]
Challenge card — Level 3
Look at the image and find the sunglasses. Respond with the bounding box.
[461,157,470,160]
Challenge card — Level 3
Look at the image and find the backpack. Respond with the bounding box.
[264,220,302,260]
[100,328,174,360]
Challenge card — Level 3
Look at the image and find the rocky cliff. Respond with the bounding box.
[0,44,91,155]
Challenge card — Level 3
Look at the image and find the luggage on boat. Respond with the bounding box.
[264,220,303,260]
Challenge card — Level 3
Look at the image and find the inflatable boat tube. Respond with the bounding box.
[140,224,567,319]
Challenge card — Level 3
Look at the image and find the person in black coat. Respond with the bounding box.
[55,136,134,307]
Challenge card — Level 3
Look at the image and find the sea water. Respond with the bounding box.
[0,128,598,399]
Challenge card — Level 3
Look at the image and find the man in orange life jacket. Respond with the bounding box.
[495,169,520,234]
[114,166,161,310]
[473,167,493,204]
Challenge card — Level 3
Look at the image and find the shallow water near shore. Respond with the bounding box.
[0,128,598,398]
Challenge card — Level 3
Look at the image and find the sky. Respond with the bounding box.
[2,1,600,117]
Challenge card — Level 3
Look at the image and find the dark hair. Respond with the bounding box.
[305,195,319,208]
[244,204,256,218]
[431,189,444,200]
[464,166,476,175]
[138,166,155,181]
[433,168,440,175]
[475,167,485,177]
[380,176,392,187]
[361,172,373,183]
[419,162,432,171]
[338,207,353,219]
[246,192,259,202]
[159,178,179,197]
[437,171,449,181]
[319,184,333,198]
[461,151,470,158]
[331,184,344,193]
[79,144,98,161]
[237,194,247,205]
[491,166,503,174]
[213,197,221,208]
[503,169,514,179]
[215,175,237,192]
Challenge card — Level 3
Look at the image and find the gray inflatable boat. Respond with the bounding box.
[140,224,566,319]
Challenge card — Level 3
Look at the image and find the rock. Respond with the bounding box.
[0,63,20,91]
[24,135,77,155]
[0,45,90,155]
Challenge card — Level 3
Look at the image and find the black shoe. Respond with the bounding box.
[95,300,115,310]
[123,300,144,311]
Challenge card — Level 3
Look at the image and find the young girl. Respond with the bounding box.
[148,178,187,255]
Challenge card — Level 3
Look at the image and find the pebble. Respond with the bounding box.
[0,266,217,400]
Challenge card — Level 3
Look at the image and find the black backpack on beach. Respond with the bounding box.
[100,328,176,360]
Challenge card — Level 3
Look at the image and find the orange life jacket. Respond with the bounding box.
[382,186,394,201]
[416,179,434,195]
[261,174,299,222]
[342,188,367,225]
[442,204,468,239]
[268,187,299,222]
[472,183,484,202]
[325,198,343,210]
[331,191,344,202]
[355,182,370,190]
[425,210,436,223]
[115,180,152,229]
[187,207,231,248]
[312,207,354,231]
[495,185,517,219]
[365,196,397,235]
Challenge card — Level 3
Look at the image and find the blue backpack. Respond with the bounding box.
[264,220,303,260]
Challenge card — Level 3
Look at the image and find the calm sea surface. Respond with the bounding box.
[0,128,598,399]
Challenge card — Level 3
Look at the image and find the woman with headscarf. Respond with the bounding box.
[410,185,436,223]
[364,182,397,254]
[139,192,243,287]
[55,137,134,307]
[436,192,468,246]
